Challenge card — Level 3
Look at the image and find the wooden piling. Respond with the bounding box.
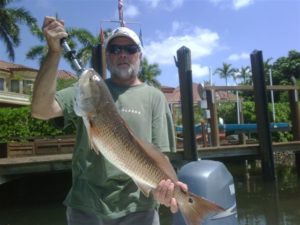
[176,46,198,161]
[288,89,300,176]
[92,44,106,79]
[206,89,220,147]
[251,50,276,181]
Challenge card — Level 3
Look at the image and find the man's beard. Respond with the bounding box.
[108,61,140,81]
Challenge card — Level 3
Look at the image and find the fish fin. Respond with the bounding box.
[133,179,152,197]
[178,190,224,225]
[86,116,101,155]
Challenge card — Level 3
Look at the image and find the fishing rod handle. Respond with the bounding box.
[60,38,84,73]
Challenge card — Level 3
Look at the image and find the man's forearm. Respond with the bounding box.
[31,51,62,119]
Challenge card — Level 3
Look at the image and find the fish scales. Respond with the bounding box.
[85,92,166,188]
[97,125,166,188]
[74,69,224,225]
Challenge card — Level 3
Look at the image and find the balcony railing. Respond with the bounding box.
[0,90,30,106]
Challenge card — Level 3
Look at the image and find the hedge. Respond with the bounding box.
[0,106,75,143]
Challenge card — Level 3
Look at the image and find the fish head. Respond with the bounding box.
[74,69,105,117]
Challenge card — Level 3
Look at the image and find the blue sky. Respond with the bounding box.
[1,0,300,87]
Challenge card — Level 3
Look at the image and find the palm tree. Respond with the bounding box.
[26,27,101,68]
[0,0,37,61]
[67,28,101,66]
[140,58,161,88]
[263,57,274,84]
[235,66,251,84]
[264,57,273,74]
[214,63,236,86]
[25,25,48,65]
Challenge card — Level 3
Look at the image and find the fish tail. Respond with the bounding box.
[178,191,223,225]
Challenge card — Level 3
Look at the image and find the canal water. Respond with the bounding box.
[0,159,299,225]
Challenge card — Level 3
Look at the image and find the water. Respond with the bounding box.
[0,172,70,225]
[233,162,300,225]
[0,161,299,225]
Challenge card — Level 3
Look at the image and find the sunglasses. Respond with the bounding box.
[107,44,140,55]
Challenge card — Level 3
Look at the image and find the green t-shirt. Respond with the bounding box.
[54,78,175,219]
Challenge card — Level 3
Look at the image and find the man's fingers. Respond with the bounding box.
[158,180,170,205]
[177,181,188,192]
[165,180,174,205]
[170,198,178,213]
[41,16,68,52]
[154,179,189,214]
[154,179,174,206]
[42,16,56,29]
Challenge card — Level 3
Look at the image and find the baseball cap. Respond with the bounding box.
[104,27,143,53]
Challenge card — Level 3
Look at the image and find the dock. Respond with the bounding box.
[1,140,300,184]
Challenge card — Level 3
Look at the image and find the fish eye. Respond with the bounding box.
[91,74,101,81]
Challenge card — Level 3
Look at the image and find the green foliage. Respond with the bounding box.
[27,26,110,68]
[241,101,257,122]
[194,107,204,124]
[0,0,38,61]
[172,105,203,126]
[272,50,300,85]
[268,102,293,142]
[0,106,74,143]
[217,102,237,123]
[0,73,78,143]
[217,101,293,142]
[140,58,161,88]
[214,63,237,86]
[235,66,252,85]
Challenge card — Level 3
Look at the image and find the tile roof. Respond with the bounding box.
[161,83,201,104]
[57,70,77,80]
[161,83,236,104]
[0,60,38,72]
[0,60,76,80]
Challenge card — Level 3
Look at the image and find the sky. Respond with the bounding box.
[1,0,300,87]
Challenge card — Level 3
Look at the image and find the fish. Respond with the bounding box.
[74,68,224,225]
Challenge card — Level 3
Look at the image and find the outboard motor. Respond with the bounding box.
[172,160,238,225]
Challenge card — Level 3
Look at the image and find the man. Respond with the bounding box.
[31,16,187,225]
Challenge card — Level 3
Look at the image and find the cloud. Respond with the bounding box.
[171,21,181,33]
[124,4,140,18]
[142,0,160,8]
[227,52,249,61]
[192,64,210,78]
[140,0,184,10]
[209,0,254,10]
[144,27,219,65]
[233,0,254,10]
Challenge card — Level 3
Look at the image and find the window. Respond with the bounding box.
[23,80,33,94]
[0,78,4,91]
[11,80,20,93]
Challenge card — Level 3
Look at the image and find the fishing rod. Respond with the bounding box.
[60,38,85,76]
[55,13,85,76]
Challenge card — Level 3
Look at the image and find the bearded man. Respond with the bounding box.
[31,16,187,225]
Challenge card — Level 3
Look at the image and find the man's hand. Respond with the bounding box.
[42,16,68,53]
[153,179,188,213]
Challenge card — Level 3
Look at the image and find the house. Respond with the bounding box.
[161,83,236,106]
[0,60,76,107]
[0,60,38,107]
